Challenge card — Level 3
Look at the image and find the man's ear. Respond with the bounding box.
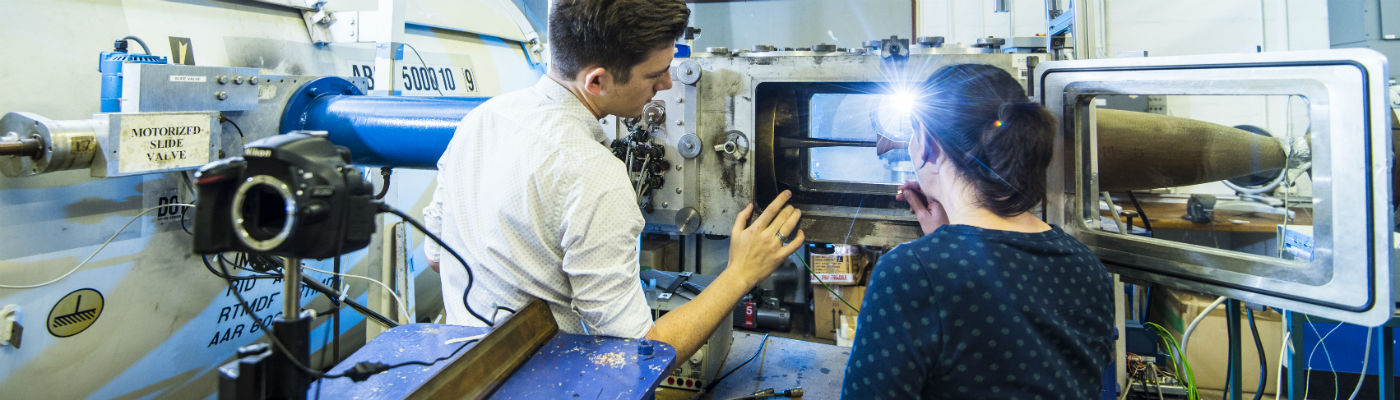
[582,66,610,96]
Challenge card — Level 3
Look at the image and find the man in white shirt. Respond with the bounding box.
[423,0,804,361]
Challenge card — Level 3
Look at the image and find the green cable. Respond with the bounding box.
[1146,322,1200,400]
[790,253,861,314]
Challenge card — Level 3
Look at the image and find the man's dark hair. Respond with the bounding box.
[913,64,1057,217]
[549,0,690,84]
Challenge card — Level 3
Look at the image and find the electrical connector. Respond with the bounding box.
[343,361,390,382]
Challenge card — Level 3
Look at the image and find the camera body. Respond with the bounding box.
[193,132,377,259]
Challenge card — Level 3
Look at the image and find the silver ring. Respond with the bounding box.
[776,232,788,242]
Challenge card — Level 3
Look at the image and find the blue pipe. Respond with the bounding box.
[280,77,490,168]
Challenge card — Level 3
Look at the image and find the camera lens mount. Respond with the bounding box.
[231,175,298,252]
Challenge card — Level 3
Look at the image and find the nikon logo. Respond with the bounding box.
[245,148,273,158]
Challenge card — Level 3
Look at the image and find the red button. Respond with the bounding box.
[667,377,674,384]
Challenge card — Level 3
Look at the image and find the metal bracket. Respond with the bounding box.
[302,2,362,44]
[878,36,910,64]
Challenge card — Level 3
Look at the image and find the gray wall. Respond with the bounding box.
[689,0,915,51]
[1328,0,1400,80]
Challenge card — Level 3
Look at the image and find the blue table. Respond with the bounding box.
[313,324,676,399]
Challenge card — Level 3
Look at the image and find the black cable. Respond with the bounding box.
[202,255,280,281]
[1222,352,1231,400]
[330,170,356,365]
[216,253,343,380]
[373,168,393,200]
[204,248,435,384]
[220,115,246,142]
[490,306,518,322]
[400,43,446,96]
[118,35,151,55]
[378,203,494,327]
[1126,191,1153,235]
[702,333,771,394]
[298,276,398,329]
[1247,308,1267,400]
[179,172,197,236]
[380,338,481,369]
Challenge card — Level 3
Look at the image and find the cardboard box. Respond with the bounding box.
[809,245,869,285]
[1148,288,1282,395]
[640,239,680,272]
[814,285,866,340]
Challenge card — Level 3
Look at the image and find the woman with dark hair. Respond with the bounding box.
[841,64,1115,399]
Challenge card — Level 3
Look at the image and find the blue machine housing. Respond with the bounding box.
[280,77,490,168]
[98,50,167,113]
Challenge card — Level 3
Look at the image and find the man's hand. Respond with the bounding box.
[428,260,440,273]
[896,181,948,235]
[725,190,804,287]
[644,191,804,360]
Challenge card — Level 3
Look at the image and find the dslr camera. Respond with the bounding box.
[192,131,377,259]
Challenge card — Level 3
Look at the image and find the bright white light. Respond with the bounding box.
[889,90,918,114]
[873,90,920,142]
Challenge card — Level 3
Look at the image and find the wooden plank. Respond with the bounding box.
[405,299,557,400]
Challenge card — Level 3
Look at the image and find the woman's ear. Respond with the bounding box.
[923,136,946,175]
[911,124,945,174]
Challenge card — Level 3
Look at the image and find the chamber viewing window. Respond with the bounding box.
[807,93,916,186]
[1088,94,1314,264]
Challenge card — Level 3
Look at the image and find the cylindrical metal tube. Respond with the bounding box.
[0,112,101,177]
[283,257,301,318]
[0,139,41,158]
[280,77,489,168]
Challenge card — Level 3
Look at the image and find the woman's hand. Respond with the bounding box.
[897,181,948,235]
[725,190,804,287]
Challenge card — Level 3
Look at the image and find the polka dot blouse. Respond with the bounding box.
[842,224,1115,399]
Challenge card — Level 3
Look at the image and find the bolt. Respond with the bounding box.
[217,76,229,85]
[676,165,682,171]
[662,202,670,208]
[685,142,694,150]
[676,188,682,194]
[233,76,245,85]
[677,98,684,104]
[215,91,229,101]
[676,120,684,126]
[248,78,259,85]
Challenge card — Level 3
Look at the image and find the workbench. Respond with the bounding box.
[312,323,676,399]
[657,331,852,400]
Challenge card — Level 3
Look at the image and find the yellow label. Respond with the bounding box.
[47,288,104,337]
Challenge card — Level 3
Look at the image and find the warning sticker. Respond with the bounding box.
[48,288,104,338]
